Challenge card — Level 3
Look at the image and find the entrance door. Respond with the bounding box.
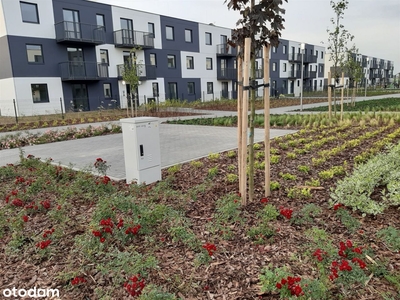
[168,82,177,100]
[68,47,85,78]
[63,9,80,39]
[72,84,89,111]
[221,82,229,98]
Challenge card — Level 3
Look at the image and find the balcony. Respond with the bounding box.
[288,53,301,62]
[117,64,156,81]
[305,70,317,78]
[304,55,317,63]
[113,29,154,48]
[216,43,236,56]
[59,62,108,81]
[55,21,105,45]
[288,70,301,79]
[217,68,236,80]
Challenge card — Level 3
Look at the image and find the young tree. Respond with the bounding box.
[327,0,354,114]
[343,45,363,106]
[122,47,142,117]
[225,0,287,203]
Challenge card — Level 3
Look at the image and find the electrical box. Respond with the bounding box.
[120,117,161,185]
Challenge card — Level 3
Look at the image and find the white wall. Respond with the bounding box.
[10,78,64,116]
[0,78,17,116]
[198,23,231,54]
[111,6,162,49]
[0,0,55,38]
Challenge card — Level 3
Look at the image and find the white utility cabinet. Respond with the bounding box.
[120,117,161,184]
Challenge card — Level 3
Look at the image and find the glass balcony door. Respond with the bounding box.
[120,18,133,45]
[68,47,85,77]
[63,9,81,39]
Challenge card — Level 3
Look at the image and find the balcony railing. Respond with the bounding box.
[306,70,317,78]
[288,53,301,62]
[55,21,105,45]
[59,62,108,81]
[255,69,264,79]
[114,29,154,48]
[288,70,301,78]
[217,68,236,80]
[117,64,156,80]
[304,55,318,63]
[216,43,236,56]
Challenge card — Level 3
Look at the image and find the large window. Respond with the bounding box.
[205,32,212,45]
[96,14,105,31]
[187,82,195,94]
[185,29,192,43]
[31,84,49,103]
[283,63,287,72]
[168,82,177,99]
[100,49,109,65]
[186,56,194,69]
[26,44,43,63]
[207,82,213,94]
[148,22,155,38]
[20,2,39,24]
[167,55,176,68]
[166,26,174,40]
[103,83,112,98]
[206,57,213,70]
[152,82,159,97]
[150,53,157,66]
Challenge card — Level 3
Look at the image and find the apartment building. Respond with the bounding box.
[325,53,394,87]
[0,0,325,116]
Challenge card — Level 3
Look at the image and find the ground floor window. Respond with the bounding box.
[207,82,213,94]
[31,84,49,103]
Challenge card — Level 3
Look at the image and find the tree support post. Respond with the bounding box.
[263,45,271,197]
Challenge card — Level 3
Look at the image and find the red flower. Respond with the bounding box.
[260,197,268,204]
[41,200,51,209]
[92,230,102,237]
[11,198,24,207]
[346,240,353,248]
[353,247,362,254]
[276,283,282,289]
[36,240,51,249]
[22,215,29,222]
[117,219,124,229]
[71,276,86,285]
[100,237,106,243]
[280,208,293,219]
[202,242,217,256]
[11,190,18,196]
[333,203,344,210]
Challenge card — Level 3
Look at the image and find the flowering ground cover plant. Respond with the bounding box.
[0,118,400,299]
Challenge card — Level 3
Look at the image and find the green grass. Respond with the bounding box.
[303,97,400,112]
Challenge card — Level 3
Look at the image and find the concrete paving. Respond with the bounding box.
[1,93,398,181]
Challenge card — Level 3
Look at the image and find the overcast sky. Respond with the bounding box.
[95,0,400,74]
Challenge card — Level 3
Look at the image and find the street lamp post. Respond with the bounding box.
[364,57,369,98]
[300,43,305,111]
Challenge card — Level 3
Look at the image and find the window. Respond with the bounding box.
[206,57,213,70]
[272,80,276,89]
[185,29,192,42]
[283,45,287,54]
[272,62,277,71]
[166,26,174,40]
[96,14,105,30]
[103,83,112,98]
[152,82,159,97]
[319,65,323,73]
[26,44,43,63]
[31,84,49,103]
[316,50,318,57]
[320,80,322,87]
[168,82,177,99]
[272,46,277,53]
[282,80,287,90]
[150,53,156,66]
[148,22,155,38]
[186,56,194,69]
[234,59,237,69]
[100,49,109,65]
[207,82,213,94]
[321,51,324,59]
[167,55,175,68]
[187,82,195,94]
[20,2,39,23]
[205,32,212,45]
[297,80,300,87]
[283,63,287,72]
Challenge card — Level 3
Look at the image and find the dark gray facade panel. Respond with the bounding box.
[0,36,13,79]
[53,0,114,44]
[7,36,98,78]
[163,77,201,102]
[160,16,199,52]
[272,39,289,60]
[144,49,182,79]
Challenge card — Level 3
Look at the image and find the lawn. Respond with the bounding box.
[1,115,400,299]
[302,97,400,112]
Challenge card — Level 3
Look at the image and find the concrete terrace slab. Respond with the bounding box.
[0,124,296,180]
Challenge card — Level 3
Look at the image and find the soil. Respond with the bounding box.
[0,122,399,300]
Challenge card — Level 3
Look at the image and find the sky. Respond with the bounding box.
[95,0,400,74]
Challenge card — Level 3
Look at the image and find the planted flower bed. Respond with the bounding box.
[1,119,400,299]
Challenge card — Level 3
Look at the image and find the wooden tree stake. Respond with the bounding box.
[328,71,332,119]
[263,45,271,197]
[237,46,243,196]
[340,72,344,121]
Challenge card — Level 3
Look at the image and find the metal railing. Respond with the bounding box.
[117,64,156,80]
[59,62,108,80]
[216,43,236,56]
[113,29,154,48]
[55,21,105,44]
[217,68,236,80]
